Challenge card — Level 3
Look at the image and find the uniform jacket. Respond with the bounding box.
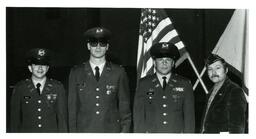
[10,78,67,133]
[68,61,131,133]
[201,77,247,133]
[133,73,195,133]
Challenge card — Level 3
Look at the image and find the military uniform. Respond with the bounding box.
[134,42,195,133]
[10,78,67,133]
[133,73,195,133]
[68,62,131,133]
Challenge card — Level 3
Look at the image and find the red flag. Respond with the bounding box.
[137,8,187,80]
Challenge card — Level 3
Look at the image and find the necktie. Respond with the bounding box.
[36,83,41,95]
[162,76,167,90]
[95,66,100,81]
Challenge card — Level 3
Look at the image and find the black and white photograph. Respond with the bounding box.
[1,0,255,137]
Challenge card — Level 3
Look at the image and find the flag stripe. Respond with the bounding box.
[137,8,188,79]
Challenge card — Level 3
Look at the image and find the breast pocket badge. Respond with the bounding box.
[46,93,58,103]
[77,82,86,92]
[106,85,116,95]
[147,88,155,104]
[23,96,31,104]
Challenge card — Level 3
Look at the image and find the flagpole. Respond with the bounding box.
[193,66,206,90]
[186,53,209,94]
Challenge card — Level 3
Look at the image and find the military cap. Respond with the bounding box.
[150,42,180,61]
[84,27,111,42]
[26,48,51,65]
[205,53,225,66]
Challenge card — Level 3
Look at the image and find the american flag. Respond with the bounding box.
[137,8,188,80]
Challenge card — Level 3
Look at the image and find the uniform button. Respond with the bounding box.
[96,88,100,91]
[37,108,41,112]
[163,104,167,107]
[96,96,100,99]
[38,100,41,103]
[38,124,42,128]
[149,96,153,99]
[25,101,29,104]
[163,121,168,125]
[163,113,167,116]
[38,116,42,119]
[96,111,100,115]
[96,103,100,106]
[162,96,167,99]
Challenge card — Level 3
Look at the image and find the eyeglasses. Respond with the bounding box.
[89,41,108,47]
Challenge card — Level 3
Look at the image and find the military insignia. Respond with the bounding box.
[96,28,103,33]
[47,84,53,87]
[106,90,111,95]
[38,49,45,56]
[27,84,35,92]
[46,94,51,100]
[77,82,86,92]
[45,87,50,91]
[52,94,57,100]
[29,88,34,92]
[173,87,184,92]
[147,89,154,103]
[106,85,116,95]
[168,83,174,87]
[162,43,169,49]
[106,66,111,71]
[152,78,157,82]
[155,84,160,88]
[147,89,154,96]
[171,79,177,83]
[149,88,154,92]
[172,94,181,102]
[24,96,31,99]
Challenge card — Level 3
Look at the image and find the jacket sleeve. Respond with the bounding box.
[56,83,68,132]
[68,68,78,132]
[118,68,132,133]
[10,85,21,132]
[183,80,195,133]
[133,80,146,133]
[228,87,247,133]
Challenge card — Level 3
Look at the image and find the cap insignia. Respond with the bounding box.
[96,28,103,33]
[162,43,169,49]
[38,49,45,56]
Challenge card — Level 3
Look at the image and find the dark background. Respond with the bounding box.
[7,8,246,133]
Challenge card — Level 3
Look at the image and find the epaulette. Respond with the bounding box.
[172,73,191,83]
[49,78,63,85]
[13,79,31,90]
[139,74,154,82]
[72,63,85,70]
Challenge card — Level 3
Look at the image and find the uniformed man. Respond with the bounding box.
[201,54,247,133]
[10,48,67,133]
[133,42,195,133]
[68,27,131,133]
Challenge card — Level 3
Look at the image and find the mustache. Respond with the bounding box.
[210,75,219,78]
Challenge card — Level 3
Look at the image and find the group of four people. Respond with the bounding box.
[10,27,247,133]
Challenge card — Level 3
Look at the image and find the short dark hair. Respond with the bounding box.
[205,54,228,70]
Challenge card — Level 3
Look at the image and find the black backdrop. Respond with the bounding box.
[7,8,244,133]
